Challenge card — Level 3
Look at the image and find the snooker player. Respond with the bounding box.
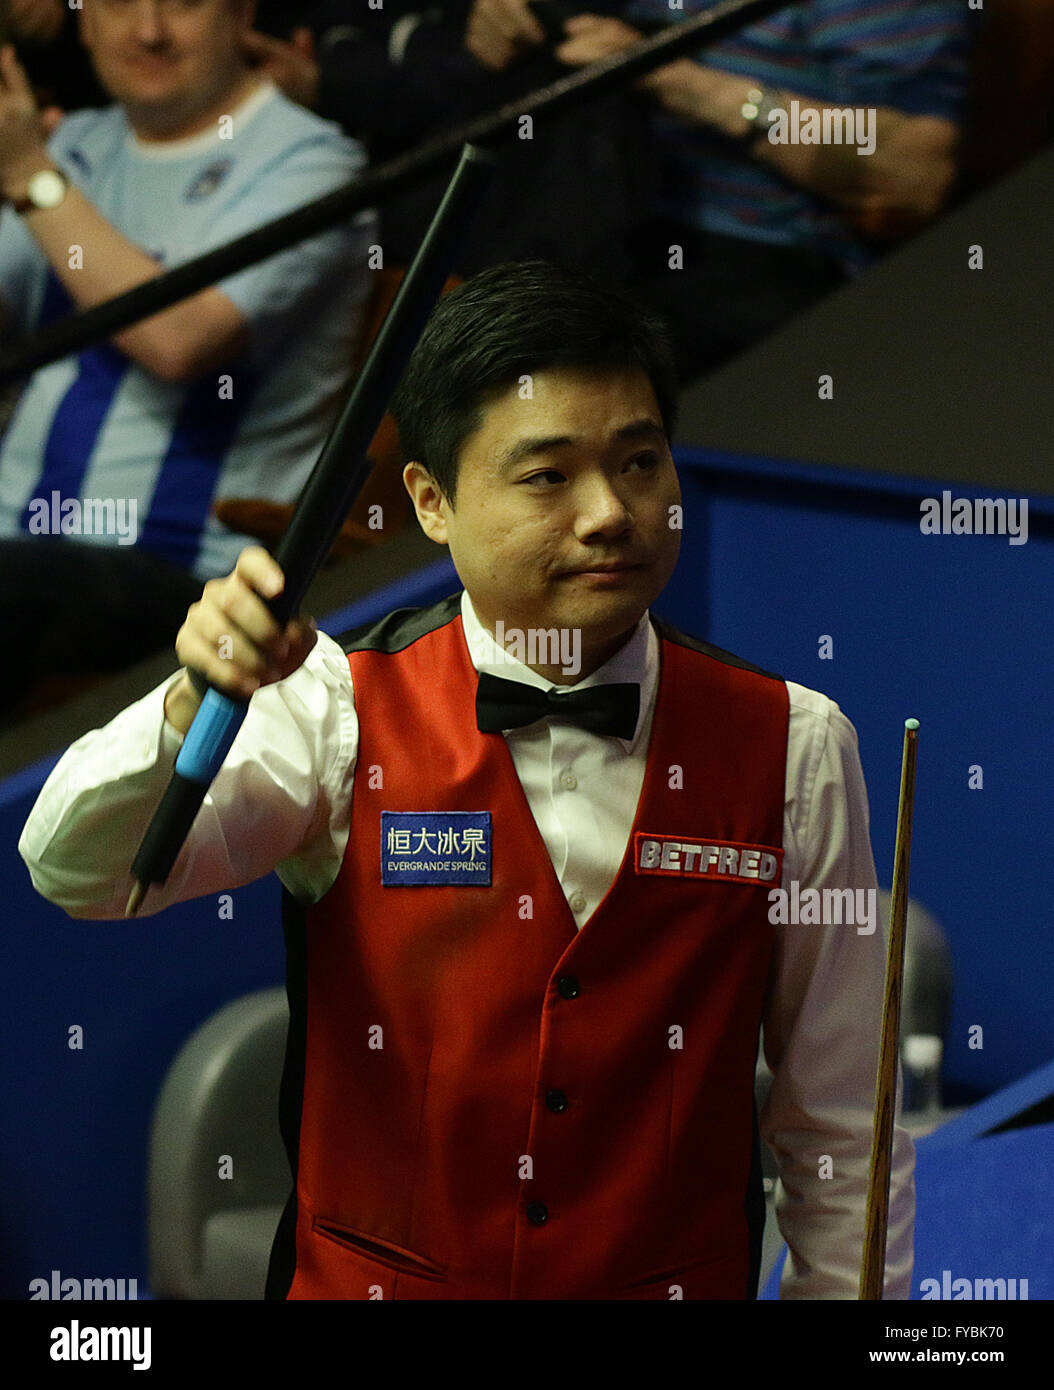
[20,259,915,1300]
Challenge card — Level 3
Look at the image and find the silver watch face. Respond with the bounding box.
[28,169,67,210]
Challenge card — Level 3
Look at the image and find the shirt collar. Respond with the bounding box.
[459,589,658,750]
[124,78,276,159]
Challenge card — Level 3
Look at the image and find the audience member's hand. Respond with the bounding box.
[169,547,317,726]
[40,104,63,137]
[553,14,646,67]
[8,0,65,45]
[465,0,548,71]
[241,27,320,111]
[0,45,50,198]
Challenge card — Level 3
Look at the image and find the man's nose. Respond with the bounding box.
[574,476,633,536]
[131,0,169,44]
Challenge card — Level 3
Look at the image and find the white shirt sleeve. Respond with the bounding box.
[18,631,358,919]
[761,685,916,1299]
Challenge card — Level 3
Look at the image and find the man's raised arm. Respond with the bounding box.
[18,547,356,918]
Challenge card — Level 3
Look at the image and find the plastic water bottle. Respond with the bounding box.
[902,1034,944,1117]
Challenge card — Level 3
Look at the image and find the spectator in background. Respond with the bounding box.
[242,1,658,285]
[476,0,973,380]
[0,0,376,720]
[252,0,971,380]
[3,0,321,111]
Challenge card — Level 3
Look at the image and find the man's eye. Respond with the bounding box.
[522,454,660,485]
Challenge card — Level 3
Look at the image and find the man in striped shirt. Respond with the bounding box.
[0,0,375,717]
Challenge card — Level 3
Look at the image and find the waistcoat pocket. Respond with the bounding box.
[312,1216,448,1283]
[618,1245,743,1296]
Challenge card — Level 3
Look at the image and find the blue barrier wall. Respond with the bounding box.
[2,448,1050,1297]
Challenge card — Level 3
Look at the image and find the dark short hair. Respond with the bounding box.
[389,259,679,508]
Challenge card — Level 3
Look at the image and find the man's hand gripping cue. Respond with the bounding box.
[164,546,318,735]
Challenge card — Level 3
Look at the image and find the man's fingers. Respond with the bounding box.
[477,0,521,44]
[203,572,282,653]
[291,26,316,58]
[469,0,544,61]
[467,12,515,68]
[220,585,285,653]
[241,30,283,59]
[177,606,274,699]
[234,544,284,600]
[496,0,545,44]
[174,549,313,698]
[178,608,315,698]
[41,105,64,136]
[0,43,34,98]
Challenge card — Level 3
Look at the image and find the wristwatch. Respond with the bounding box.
[739,86,783,144]
[10,167,69,216]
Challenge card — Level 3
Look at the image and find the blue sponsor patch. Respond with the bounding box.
[381,811,492,886]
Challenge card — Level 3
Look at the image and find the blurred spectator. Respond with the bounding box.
[0,0,376,720]
[254,1,972,381]
[492,0,973,381]
[242,1,659,284]
[5,0,320,111]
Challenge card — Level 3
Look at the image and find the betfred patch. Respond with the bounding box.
[634,833,782,885]
[381,811,491,885]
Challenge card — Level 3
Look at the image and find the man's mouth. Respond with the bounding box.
[561,562,645,575]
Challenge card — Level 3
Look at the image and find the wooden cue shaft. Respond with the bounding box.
[859,718,919,1300]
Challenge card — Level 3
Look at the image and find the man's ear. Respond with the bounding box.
[403,461,451,545]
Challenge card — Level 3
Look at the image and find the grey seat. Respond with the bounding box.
[147,987,291,1300]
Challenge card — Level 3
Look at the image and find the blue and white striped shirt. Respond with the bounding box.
[622,0,972,267]
[0,80,377,580]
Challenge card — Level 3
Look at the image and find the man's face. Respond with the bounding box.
[406,365,682,679]
[79,0,255,130]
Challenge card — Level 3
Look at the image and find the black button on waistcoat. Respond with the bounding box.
[526,1201,549,1226]
[545,1089,568,1113]
[556,975,580,999]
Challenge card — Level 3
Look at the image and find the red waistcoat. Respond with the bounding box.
[266,594,789,1300]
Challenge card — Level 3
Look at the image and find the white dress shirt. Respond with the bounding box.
[19,588,915,1300]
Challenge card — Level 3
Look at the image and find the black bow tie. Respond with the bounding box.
[476,671,640,741]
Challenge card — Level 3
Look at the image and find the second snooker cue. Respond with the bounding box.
[859,717,919,1299]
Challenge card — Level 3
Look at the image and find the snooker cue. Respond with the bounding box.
[124,142,497,918]
[859,717,919,1300]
